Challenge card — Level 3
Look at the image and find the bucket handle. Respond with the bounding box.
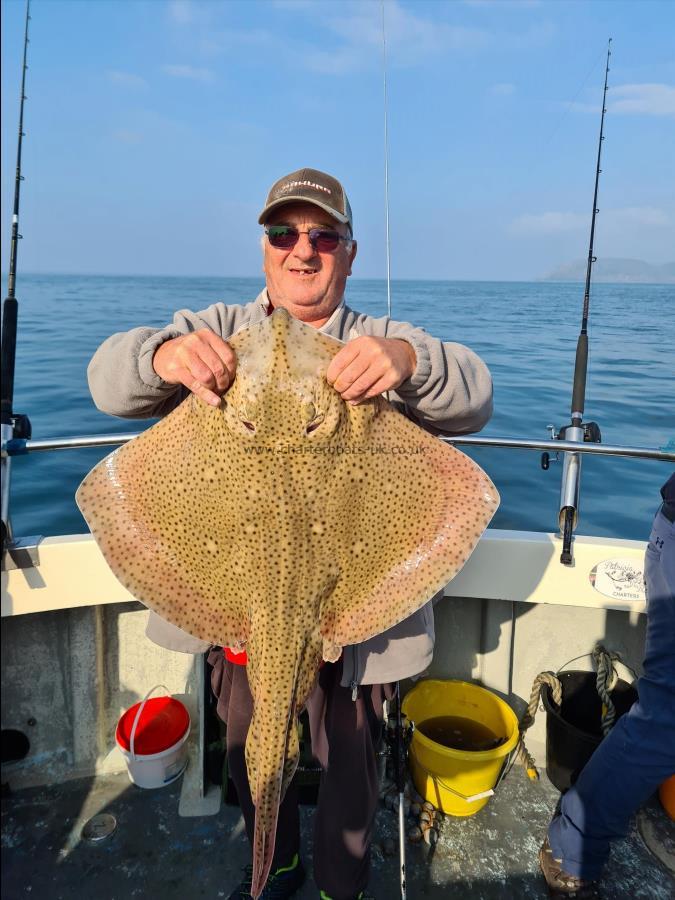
[130,684,171,761]
[432,743,519,804]
[434,777,495,804]
[556,651,638,684]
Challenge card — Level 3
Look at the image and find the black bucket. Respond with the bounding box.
[543,670,638,793]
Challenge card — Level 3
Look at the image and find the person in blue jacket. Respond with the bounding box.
[539,472,675,896]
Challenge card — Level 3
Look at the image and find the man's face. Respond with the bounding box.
[263,201,357,327]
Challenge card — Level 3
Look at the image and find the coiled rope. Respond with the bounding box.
[517,643,624,779]
[592,642,620,735]
[517,672,562,779]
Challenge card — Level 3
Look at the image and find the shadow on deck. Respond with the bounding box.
[2,764,674,900]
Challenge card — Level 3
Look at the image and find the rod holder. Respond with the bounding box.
[558,424,585,565]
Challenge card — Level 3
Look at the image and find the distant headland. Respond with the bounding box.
[541,258,675,284]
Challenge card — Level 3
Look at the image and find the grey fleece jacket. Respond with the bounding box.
[87,289,493,687]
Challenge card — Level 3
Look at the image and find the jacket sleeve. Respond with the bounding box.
[353,313,493,435]
[87,303,245,419]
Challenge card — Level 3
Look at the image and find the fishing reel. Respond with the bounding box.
[10,413,32,441]
[541,425,559,470]
[541,421,602,470]
[385,709,414,748]
[383,705,414,783]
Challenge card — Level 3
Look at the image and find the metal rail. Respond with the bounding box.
[446,436,673,461]
[3,433,674,462]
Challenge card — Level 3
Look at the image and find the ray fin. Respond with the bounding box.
[76,397,250,648]
[319,404,499,653]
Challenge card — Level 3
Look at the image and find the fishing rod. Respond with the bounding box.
[543,39,612,567]
[381,0,392,320]
[1,0,33,557]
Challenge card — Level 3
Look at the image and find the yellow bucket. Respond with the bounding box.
[401,679,519,817]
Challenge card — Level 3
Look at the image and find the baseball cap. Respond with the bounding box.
[258,167,353,231]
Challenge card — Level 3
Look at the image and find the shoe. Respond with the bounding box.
[227,854,305,899]
[538,837,598,898]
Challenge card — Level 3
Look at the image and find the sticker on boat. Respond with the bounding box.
[589,558,645,602]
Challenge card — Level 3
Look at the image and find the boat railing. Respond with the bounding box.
[3,433,674,461]
[1,432,673,571]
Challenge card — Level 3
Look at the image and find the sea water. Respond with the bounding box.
[5,274,673,540]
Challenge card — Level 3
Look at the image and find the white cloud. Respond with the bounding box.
[570,83,675,118]
[107,70,147,89]
[162,64,214,83]
[164,0,553,76]
[313,2,490,71]
[328,3,490,55]
[508,206,670,236]
[613,206,670,227]
[609,84,675,118]
[490,82,516,96]
[508,211,588,235]
[199,3,484,75]
[264,0,553,74]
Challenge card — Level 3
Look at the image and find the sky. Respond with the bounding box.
[1,0,674,281]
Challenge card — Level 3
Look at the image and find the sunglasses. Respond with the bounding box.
[265,225,351,253]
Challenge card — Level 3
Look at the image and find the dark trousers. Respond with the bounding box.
[548,507,675,879]
[209,653,392,900]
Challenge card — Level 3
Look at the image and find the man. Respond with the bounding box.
[539,472,675,898]
[88,168,493,900]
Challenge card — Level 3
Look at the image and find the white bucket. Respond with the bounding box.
[116,684,190,789]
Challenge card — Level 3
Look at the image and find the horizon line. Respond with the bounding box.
[3,271,674,286]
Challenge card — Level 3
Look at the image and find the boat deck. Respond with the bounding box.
[2,765,673,900]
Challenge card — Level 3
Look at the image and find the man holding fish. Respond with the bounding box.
[87,168,495,900]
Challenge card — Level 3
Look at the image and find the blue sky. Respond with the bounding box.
[2,0,674,281]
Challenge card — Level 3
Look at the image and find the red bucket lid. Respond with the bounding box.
[116,696,189,755]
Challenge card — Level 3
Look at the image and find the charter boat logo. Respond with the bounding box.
[589,558,645,603]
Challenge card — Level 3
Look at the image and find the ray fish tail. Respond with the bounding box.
[245,643,308,900]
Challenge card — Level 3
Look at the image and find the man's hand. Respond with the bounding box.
[326,336,417,404]
[152,329,237,407]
